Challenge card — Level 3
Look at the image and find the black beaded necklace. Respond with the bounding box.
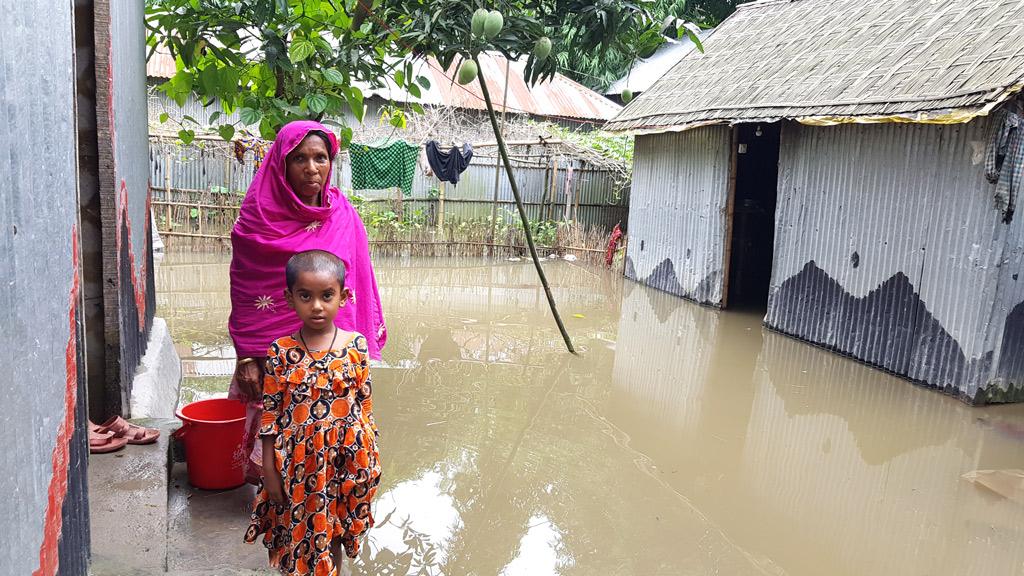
[298,326,338,370]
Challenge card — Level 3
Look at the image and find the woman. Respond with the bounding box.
[228,120,387,483]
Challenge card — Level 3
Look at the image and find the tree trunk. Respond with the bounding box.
[475,57,576,355]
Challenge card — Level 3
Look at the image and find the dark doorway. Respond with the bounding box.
[725,123,781,310]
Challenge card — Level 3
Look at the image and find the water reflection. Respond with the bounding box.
[157,252,1024,575]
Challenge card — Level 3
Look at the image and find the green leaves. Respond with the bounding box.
[324,68,346,85]
[239,107,262,126]
[178,129,195,145]
[305,93,328,115]
[289,38,315,63]
[147,0,701,137]
[346,86,365,123]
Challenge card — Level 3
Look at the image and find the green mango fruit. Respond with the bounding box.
[471,8,488,37]
[457,59,479,85]
[484,10,504,39]
[533,37,552,62]
[621,88,633,103]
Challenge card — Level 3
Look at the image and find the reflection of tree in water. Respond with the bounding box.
[366,352,607,570]
[354,257,640,574]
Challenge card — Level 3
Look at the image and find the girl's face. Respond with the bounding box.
[285,270,350,332]
[285,134,331,206]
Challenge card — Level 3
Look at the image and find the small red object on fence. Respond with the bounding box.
[605,223,623,267]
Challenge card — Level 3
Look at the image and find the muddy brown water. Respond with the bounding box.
[158,251,1024,576]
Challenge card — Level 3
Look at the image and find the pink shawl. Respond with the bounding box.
[229,120,386,360]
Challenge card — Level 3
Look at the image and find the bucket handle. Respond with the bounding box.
[172,423,190,440]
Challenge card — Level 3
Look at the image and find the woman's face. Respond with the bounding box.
[286,134,331,205]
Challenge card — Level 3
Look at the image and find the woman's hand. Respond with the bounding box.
[235,358,263,401]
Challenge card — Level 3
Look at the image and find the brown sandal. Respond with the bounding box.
[89,428,128,454]
[96,416,160,445]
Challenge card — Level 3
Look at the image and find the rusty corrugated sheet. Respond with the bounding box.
[421,54,622,121]
[766,118,1024,402]
[624,127,732,305]
[147,45,177,79]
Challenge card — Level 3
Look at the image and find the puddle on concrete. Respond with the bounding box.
[158,251,1024,576]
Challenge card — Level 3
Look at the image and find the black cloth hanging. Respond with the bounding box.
[425,141,473,185]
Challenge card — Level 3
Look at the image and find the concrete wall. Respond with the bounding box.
[766,118,1024,403]
[0,1,90,573]
[95,0,157,417]
[625,127,732,305]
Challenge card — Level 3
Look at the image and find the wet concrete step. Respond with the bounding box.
[88,419,177,575]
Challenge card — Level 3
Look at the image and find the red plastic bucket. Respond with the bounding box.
[174,398,247,490]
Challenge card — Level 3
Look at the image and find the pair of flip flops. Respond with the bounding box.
[88,417,160,454]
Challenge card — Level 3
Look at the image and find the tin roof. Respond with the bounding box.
[605,32,709,96]
[606,0,1024,134]
[147,49,621,122]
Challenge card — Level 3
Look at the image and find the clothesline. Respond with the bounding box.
[152,129,564,150]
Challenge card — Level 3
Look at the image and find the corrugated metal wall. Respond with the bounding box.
[97,0,157,417]
[625,127,732,305]
[767,118,1023,403]
[0,0,90,573]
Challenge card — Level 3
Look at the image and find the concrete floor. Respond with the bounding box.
[165,463,275,575]
[89,420,174,576]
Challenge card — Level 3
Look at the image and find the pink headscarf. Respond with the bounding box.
[229,120,386,360]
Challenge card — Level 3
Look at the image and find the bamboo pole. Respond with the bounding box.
[474,56,576,355]
[164,144,172,233]
[548,156,559,222]
[488,58,511,256]
[438,182,446,229]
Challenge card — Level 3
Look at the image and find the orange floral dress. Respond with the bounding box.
[245,333,381,575]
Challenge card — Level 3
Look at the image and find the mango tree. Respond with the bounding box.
[147,0,684,354]
[385,0,675,353]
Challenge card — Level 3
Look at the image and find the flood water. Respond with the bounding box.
[158,251,1024,576]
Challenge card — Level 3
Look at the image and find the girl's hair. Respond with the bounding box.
[285,250,345,290]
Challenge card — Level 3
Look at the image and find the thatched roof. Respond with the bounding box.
[606,0,1024,134]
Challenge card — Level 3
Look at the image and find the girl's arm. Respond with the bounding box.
[259,347,287,504]
[357,336,378,437]
[258,348,285,438]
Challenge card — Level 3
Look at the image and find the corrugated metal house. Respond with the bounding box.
[605,0,1024,404]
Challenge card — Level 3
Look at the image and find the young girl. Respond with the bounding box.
[245,249,381,576]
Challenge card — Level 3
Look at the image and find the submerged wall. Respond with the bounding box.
[0,1,90,573]
[766,119,1024,403]
[624,127,732,305]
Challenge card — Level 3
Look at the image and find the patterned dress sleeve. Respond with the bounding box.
[355,334,378,437]
[259,343,285,437]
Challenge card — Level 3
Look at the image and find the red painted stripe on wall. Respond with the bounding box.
[33,230,81,576]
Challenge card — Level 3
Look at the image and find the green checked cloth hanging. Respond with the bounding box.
[349,140,419,196]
